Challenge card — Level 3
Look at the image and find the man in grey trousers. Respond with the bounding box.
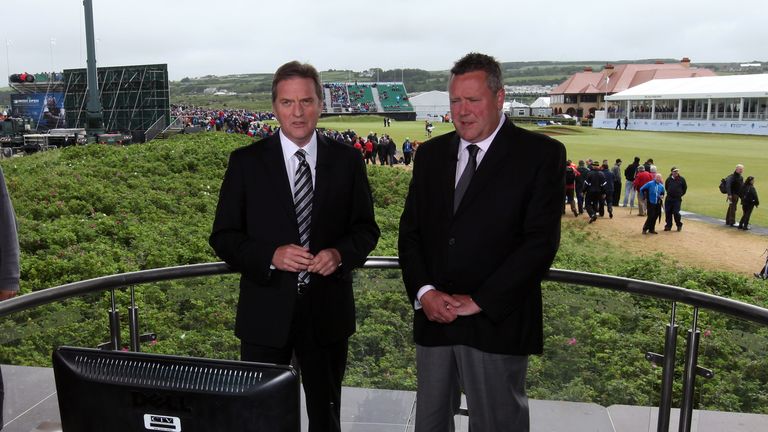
[399,53,564,431]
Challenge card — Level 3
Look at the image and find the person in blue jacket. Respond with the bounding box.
[640,173,665,234]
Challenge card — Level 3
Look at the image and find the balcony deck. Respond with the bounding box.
[3,364,768,432]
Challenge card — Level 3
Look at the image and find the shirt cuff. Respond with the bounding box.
[414,285,436,310]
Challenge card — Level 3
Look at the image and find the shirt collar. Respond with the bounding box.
[279,129,318,163]
[458,112,505,154]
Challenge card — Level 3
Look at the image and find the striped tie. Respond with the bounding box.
[294,149,313,284]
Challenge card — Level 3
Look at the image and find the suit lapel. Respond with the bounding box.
[453,119,515,217]
[444,134,461,218]
[313,133,331,232]
[261,134,296,222]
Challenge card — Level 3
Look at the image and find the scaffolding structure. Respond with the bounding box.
[63,64,169,134]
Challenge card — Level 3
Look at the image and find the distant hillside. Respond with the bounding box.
[169,59,766,111]
[4,58,764,112]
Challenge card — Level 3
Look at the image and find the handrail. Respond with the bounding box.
[2,257,768,327]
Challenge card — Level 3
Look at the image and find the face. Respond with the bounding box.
[736,166,744,174]
[272,77,322,146]
[449,70,504,143]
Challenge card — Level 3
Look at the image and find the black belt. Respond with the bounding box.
[297,282,309,295]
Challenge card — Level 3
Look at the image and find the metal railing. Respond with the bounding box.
[143,114,168,143]
[2,258,768,432]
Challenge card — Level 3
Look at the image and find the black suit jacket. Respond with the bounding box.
[210,132,380,347]
[398,119,565,355]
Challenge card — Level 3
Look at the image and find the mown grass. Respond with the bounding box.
[314,118,768,226]
[538,126,768,226]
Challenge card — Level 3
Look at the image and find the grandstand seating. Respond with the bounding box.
[321,82,413,114]
[378,84,413,112]
[347,84,376,113]
[324,83,350,111]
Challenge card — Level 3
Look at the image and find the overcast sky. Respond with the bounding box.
[1,0,766,81]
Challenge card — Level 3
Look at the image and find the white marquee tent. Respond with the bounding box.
[595,74,768,135]
[605,74,768,101]
[408,91,449,120]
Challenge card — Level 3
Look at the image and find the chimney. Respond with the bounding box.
[583,66,593,72]
[655,60,664,64]
[681,57,691,68]
[604,64,615,77]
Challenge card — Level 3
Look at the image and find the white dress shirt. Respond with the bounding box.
[279,129,317,194]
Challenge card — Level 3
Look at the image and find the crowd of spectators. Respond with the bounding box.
[171,105,275,137]
[347,85,376,113]
[324,83,350,109]
[378,84,411,111]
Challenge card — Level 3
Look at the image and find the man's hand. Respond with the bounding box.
[308,248,341,276]
[0,290,17,301]
[272,244,313,272]
[420,290,462,324]
[451,294,482,316]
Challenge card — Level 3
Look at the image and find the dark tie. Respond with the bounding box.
[294,150,313,284]
[454,144,479,213]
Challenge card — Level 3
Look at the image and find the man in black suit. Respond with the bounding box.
[399,53,565,431]
[209,61,379,431]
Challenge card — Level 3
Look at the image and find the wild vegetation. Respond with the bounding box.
[0,131,767,414]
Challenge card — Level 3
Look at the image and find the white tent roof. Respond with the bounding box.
[530,97,551,108]
[605,74,768,101]
[408,90,449,106]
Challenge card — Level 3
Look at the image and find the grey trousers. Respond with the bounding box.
[415,344,529,432]
[726,195,740,225]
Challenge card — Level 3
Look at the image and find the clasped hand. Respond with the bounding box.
[420,290,481,324]
[272,244,341,276]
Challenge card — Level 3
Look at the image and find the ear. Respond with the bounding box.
[496,88,505,110]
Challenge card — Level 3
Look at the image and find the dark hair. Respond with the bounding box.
[450,52,503,93]
[271,61,323,103]
[746,176,755,184]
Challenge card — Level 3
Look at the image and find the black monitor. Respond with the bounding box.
[52,346,299,432]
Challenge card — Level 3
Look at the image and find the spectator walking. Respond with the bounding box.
[564,160,579,217]
[640,173,665,234]
[725,164,745,227]
[576,160,589,214]
[633,165,653,216]
[623,156,640,208]
[664,167,687,231]
[377,135,390,165]
[584,161,606,223]
[611,159,622,206]
[364,138,375,164]
[387,137,397,165]
[739,176,759,230]
[402,137,413,166]
[601,163,615,218]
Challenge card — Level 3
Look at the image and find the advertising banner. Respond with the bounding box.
[10,92,66,131]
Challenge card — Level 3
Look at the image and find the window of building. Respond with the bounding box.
[680,99,708,120]
[654,99,678,119]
